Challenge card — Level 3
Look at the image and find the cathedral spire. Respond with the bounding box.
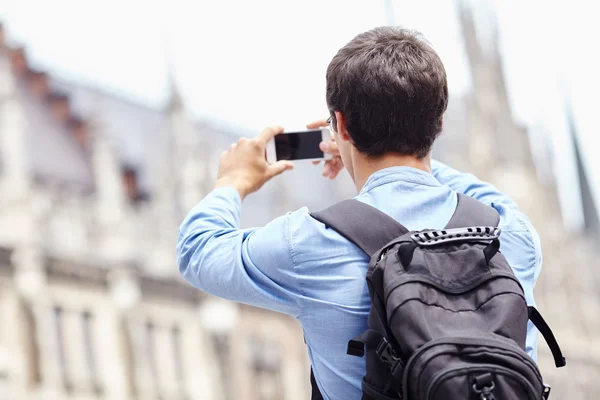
[163,29,184,112]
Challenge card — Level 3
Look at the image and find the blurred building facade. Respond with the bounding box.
[0,22,353,400]
[441,2,600,397]
[0,2,599,400]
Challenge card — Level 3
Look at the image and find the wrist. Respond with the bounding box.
[215,178,248,200]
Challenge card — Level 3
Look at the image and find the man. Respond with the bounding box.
[177,27,540,400]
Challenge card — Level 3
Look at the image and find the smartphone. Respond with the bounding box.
[266,128,332,164]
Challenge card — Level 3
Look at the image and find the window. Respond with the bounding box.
[212,334,234,400]
[144,321,161,396]
[130,318,193,398]
[53,306,70,392]
[248,336,284,400]
[81,311,102,395]
[22,302,41,387]
[171,325,184,383]
[51,306,106,395]
[0,291,6,382]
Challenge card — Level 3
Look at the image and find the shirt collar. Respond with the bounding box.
[359,166,441,195]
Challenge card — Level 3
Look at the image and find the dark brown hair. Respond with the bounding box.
[326,27,448,158]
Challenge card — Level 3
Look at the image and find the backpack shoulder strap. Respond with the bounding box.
[311,199,409,257]
[528,306,567,368]
[447,196,567,368]
[445,193,500,229]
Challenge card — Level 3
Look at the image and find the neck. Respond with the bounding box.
[351,149,432,193]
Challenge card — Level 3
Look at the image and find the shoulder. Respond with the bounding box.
[284,205,341,240]
[249,207,336,260]
[493,201,542,282]
[283,206,366,263]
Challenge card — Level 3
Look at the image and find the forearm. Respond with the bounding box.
[176,187,247,297]
[176,187,301,315]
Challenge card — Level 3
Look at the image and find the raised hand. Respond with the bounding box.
[307,119,344,179]
[215,126,294,200]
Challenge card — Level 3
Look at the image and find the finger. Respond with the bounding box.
[330,169,340,179]
[327,158,343,179]
[306,119,329,129]
[257,125,284,143]
[322,162,332,177]
[312,160,321,165]
[332,157,344,172]
[268,160,294,178]
[319,141,340,155]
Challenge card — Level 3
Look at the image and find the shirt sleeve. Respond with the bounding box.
[176,187,302,317]
[431,159,520,211]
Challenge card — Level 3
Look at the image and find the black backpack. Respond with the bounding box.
[310,194,566,400]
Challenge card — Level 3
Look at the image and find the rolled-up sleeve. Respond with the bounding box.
[176,187,302,317]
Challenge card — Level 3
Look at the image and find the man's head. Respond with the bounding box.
[326,27,448,179]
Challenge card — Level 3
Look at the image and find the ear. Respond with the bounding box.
[334,111,352,142]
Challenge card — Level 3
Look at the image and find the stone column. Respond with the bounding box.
[91,128,131,261]
[1,54,60,397]
[0,91,28,203]
[105,267,141,400]
[181,155,207,213]
[280,324,310,400]
[0,282,37,399]
[63,310,89,392]
[0,76,32,243]
[155,324,177,394]
[197,299,240,400]
[92,133,125,226]
[13,247,61,398]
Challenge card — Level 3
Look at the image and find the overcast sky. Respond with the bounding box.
[1,0,598,229]
[0,0,474,130]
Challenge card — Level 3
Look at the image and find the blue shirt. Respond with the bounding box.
[177,160,541,400]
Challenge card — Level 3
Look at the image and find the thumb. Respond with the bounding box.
[268,160,294,178]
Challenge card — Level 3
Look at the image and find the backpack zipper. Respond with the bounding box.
[402,336,542,398]
[424,364,538,400]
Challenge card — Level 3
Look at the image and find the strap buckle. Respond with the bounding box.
[472,373,496,400]
[376,338,403,376]
[543,384,552,400]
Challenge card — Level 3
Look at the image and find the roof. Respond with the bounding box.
[50,75,169,192]
[0,19,481,230]
[13,78,95,190]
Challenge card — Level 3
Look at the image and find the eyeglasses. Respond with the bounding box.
[327,116,335,133]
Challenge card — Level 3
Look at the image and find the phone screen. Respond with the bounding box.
[274,130,324,160]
